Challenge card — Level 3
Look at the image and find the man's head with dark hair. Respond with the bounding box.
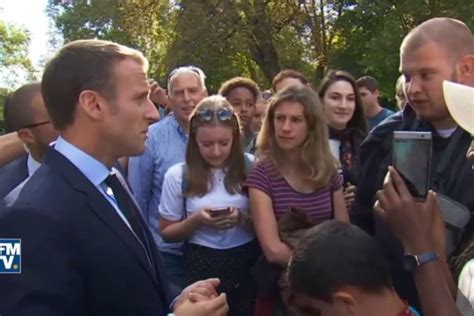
[42,39,148,131]
[5,82,58,162]
[272,69,308,93]
[356,76,379,93]
[5,83,41,132]
[356,76,381,115]
[41,39,158,167]
[288,221,400,316]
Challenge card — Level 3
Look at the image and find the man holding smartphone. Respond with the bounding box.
[353,17,474,310]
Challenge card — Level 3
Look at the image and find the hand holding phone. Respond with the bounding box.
[208,207,231,218]
[392,131,432,199]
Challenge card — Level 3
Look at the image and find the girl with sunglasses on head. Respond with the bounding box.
[244,86,349,315]
[159,96,260,316]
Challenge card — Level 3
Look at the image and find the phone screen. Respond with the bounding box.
[209,207,230,217]
[392,132,432,198]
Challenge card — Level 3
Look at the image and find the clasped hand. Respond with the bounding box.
[174,278,229,316]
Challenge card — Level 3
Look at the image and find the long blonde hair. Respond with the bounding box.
[185,95,247,197]
[256,86,337,189]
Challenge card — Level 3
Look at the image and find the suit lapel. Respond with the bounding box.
[44,149,162,290]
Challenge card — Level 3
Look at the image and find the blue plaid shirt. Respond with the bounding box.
[128,115,187,255]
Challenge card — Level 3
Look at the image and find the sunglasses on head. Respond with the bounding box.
[168,66,203,82]
[195,107,234,122]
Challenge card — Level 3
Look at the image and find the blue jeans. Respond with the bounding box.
[160,251,185,290]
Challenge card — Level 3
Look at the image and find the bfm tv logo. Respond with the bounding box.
[0,239,21,273]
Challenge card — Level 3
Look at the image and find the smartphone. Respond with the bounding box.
[392,131,432,198]
[209,207,231,217]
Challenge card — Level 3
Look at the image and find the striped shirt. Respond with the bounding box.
[243,160,342,224]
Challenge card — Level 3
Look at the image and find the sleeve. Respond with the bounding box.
[331,172,343,191]
[0,207,84,316]
[458,259,474,311]
[159,164,185,222]
[128,142,154,219]
[243,161,272,197]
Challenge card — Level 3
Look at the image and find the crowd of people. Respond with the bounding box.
[0,16,473,316]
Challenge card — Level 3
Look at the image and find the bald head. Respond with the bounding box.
[401,18,474,61]
[5,82,42,132]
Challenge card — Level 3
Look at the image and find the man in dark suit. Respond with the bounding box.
[0,39,228,316]
[0,83,58,200]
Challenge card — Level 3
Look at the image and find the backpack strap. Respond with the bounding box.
[181,164,188,220]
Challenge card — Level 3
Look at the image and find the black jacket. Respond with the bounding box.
[0,148,177,316]
[352,105,474,309]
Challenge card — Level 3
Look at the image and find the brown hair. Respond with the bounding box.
[257,86,337,189]
[218,77,261,101]
[356,76,379,93]
[5,82,41,132]
[41,39,148,131]
[185,95,247,197]
[320,70,368,135]
[271,69,309,92]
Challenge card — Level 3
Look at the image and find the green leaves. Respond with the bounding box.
[0,21,35,89]
[47,0,474,100]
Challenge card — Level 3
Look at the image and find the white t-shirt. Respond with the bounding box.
[457,259,474,315]
[159,161,255,250]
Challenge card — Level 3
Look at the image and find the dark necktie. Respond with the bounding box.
[105,173,153,266]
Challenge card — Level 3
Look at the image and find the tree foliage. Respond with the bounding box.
[0,21,35,89]
[47,0,474,101]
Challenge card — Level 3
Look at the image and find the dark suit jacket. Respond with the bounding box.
[0,154,28,201]
[0,148,176,316]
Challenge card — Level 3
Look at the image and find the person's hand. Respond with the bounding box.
[192,208,238,230]
[148,80,169,108]
[216,207,241,229]
[374,166,443,254]
[174,293,228,316]
[343,184,357,209]
[467,139,474,162]
[180,278,220,303]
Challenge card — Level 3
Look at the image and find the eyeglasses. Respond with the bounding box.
[195,108,234,122]
[22,120,51,129]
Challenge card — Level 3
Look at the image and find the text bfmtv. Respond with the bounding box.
[0,239,21,273]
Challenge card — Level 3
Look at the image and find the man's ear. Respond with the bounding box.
[374,89,381,98]
[17,129,35,145]
[457,55,474,85]
[332,290,357,314]
[77,90,108,121]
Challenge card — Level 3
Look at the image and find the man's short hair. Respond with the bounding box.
[401,17,474,61]
[167,66,206,94]
[288,221,392,302]
[356,76,379,93]
[4,82,41,132]
[218,77,261,101]
[271,69,308,92]
[41,39,148,131]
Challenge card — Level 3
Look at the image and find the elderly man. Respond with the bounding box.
[128,66,208,288]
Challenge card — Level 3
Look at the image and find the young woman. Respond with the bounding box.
[244,86,349,315]
[218,77,260,153]
[159,96,259,316]
[318,70,368,210]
